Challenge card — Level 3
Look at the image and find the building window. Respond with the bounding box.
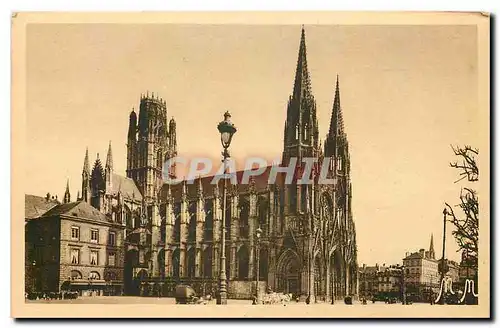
[108,232,116,246]
[108,252,116,266]
[90,250,98,266]
[71,227,80,240]
[89,271,100,280]
[70,249,80,264]
[90,229,99,243]
[70,270,82,280]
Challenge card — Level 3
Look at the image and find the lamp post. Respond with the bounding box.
[31,260,37,294]
[439,207,449,305]
[401,265,406,305]
[216,111,237,305]
[255,227,262,303]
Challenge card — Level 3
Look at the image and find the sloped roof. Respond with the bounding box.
[161,165,285,200]
[404,252,424,260]
[111,173,142,201]
[42,201,110,223]
[360,266,378,274]
[25,194,60,219]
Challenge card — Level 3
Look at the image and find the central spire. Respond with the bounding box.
[292,26,312,101]
[282,26,319,164]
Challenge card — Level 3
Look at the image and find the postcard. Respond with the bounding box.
[11,11,490,318]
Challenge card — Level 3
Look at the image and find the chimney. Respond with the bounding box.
[46,192,51,201]
[419,248,425,257]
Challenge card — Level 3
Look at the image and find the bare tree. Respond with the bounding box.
[449,145,479,183]
[445,145,479,269]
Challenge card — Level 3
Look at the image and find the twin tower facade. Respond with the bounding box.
[76,27,358,300]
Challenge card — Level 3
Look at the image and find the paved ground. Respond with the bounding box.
[25,296,431,306]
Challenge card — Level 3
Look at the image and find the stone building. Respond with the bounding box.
[25,194,60,293]
[25,191,125,296]
[359,264,402,299]
[402,235,439,301]
[26,26,358,300]
[359,264,379,298]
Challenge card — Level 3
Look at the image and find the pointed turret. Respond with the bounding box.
[106,141,113,172]
[63,179,71,204]
[105,141,113,193]
[167,117,178,179]
[429,234,435,259]
[81,147,91,203]
[83,147,90,174]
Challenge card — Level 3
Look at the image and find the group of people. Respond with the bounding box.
[25,291,79,300]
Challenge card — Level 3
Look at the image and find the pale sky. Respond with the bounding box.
[25,24,479,265]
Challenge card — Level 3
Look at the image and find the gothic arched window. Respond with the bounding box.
[239,199,249,238]
[257,197,269,234]
[204,200,213,241]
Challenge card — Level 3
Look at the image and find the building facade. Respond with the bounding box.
[402,235,439,301]
[359,264,402,299]
[25,198,125,296]
[26,27,358,301]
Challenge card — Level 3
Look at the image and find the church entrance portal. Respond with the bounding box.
[276,249,301,296]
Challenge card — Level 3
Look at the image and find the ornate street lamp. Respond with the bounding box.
[255,226,263,304]
[216,111,237,305]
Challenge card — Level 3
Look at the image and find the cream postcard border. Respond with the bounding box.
[11,11,490,318]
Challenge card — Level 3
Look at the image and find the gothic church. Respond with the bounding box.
[77,27,358,301]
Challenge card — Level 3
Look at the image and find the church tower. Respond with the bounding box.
[325,76,351,237]
[126,92,177,202]
[282,26,319,164]
[282,26,320,215]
